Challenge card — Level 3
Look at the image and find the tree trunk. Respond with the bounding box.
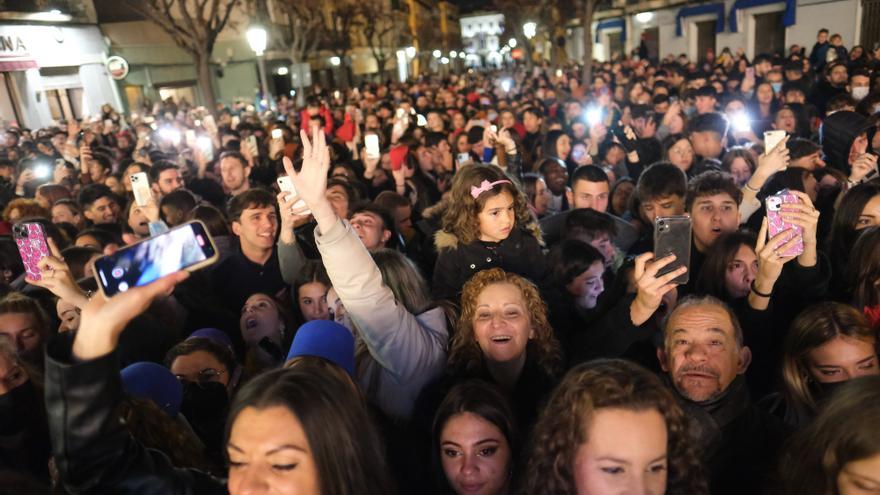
[195,52,219,117]
[581,0,594,86]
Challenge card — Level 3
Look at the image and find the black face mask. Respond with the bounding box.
[812,379,848,403]
[180,381,229,422]
[0,380,39,435]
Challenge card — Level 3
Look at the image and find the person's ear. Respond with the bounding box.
[231,221,242,237]
[83,208,95,222]
[737,345,753,374]
[565,189,573,205]
[657,347,670,372]
[381,229,392,245]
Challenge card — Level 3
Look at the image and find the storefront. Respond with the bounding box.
[0,23,123,129]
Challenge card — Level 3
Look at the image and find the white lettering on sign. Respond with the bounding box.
[0,36,27,54]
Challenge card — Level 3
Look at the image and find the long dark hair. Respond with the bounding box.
[846,226,880,308]
[431,380,519,495]
[696,231,757,300]
[225,365,393,495]
[827,182,880,264]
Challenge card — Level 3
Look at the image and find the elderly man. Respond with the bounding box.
[657,295,786,495]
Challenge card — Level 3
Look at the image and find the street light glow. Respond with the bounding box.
[450,50,458,58]
[329,56,341,66]
[440,57,450,64]
[635,12,655,23]
[523,22,537,39]
[405,46,416,58]
[246,26,268,56]
[508,38,517,48]
[432,49,442,58]
[276,66,289,76]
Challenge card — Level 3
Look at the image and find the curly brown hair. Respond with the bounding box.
[521,359,707,495]
[441,164,532,245]
[448,268,561,377]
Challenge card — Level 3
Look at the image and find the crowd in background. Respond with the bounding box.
[2,28,880,494]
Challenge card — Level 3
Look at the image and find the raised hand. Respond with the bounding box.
[630,252,687,326]
[282,128,335,230]
[72,271,189,361]
[26,238,88,308]
[849,153,878,184]
[752,217,799,298]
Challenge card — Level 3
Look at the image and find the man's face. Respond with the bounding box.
[350,211,390,251]
[695,96,717,114]
[52,204,80,226]
[639,194,685,225]
[85,196,120,224]
[51,133,66,151]
[232,205,278,253]
[0,312,44,363]
[543,162,568,196]
[220,157,250,193]
[427,112,444,132]
[689,131,723,159]
[774,109,796,133]
[784,90,805,104]
[523,112,542,133]
[830,65,849,86]
[568,179,609,212]
[851,75,871,92]
[156,169,184,195]
[325,184,350,219]
[659,304,750,402]
[690,193,740,252]
[818,31,828,43]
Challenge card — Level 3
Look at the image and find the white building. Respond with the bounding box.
[565,0,866,65]
[460,11,505,67]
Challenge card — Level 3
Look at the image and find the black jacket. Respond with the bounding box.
[674,376,788,495]
[431,226,547,301]
[44,335,227,495]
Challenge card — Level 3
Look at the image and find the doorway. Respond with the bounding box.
[696,20,716,62]
[754,12,785,56]
[641,27,659,62]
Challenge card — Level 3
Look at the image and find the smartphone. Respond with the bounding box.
[231,115,241,129]
[246,135,259,157]
[416,114,427,127]
[13,222,50,281]
[764,130,786,156]
[490,125,498,133]
[395,108,405,119]
[130,172,152,207]
[457,152,471,164]
[197,136,214,161]
[33,163,52,180]
[93,221,218,298]
[365,134,380,158]
[613,127,638,153]
[277,176,310,214]
[271,128,283,140]
[185,129,196,147]
[653,216,691,285]
[765,189,804,257]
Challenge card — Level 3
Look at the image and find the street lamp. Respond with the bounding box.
[432,49,442,59]
[450,50,458,58]
[508,38,517,48]
[635,12,655,23]
[329,56,341,66]
[246,25,270,107]
[405,46,416,58]
[523,22,537,40]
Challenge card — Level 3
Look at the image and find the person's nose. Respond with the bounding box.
[460,453,479,477]
[235,465,270,495]
[745,264,757,285]
[685,342,710,362]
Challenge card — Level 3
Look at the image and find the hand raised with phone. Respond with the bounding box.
[630,252,687,326]
[282,128,335,230]
[25,238,89,308]
[849,153,878,184]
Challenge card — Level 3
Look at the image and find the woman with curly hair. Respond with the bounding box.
[444,268,561,433]
[521,359,707,495]
[432,164,546,301]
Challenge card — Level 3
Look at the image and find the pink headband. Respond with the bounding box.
[470,179,512,199]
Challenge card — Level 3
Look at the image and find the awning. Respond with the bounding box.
[0,58,38,72]
[729,0,796,32]
[676,3,726,37]
[594,18,626,43]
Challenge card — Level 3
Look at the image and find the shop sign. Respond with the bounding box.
[106,55,129,80]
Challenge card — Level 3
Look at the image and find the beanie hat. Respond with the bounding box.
[121,362,183,417]
[820,111,875,174]
[286,320,355,376]
[188,328,234,350]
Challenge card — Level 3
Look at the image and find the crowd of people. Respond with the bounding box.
[2,28,880,494]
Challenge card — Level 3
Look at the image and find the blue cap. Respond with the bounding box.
[286,320,356,376]
[121,362,183,417]
[188,328,234,349]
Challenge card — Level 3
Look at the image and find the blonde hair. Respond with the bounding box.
[448,268,561,376]
[441,165,531,245]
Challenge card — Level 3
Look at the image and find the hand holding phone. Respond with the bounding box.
[653,216,691,285]
[130,172,152,207]
[365,134,380,159]
[763,130,787,157]
[14,222,50,281]
[93,221,217,298]
[765,189,804,257]
[277,175,310,215]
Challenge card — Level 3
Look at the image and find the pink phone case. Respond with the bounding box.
[13,222,50,281]
[765,189,804,257]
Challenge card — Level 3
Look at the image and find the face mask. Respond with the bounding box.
[771,82,783,94]
[873,104,880,115]
[852,86,870,101]
[684,106,697,118]
[0,380,39,435]
[180,380,229,421]
[812,379,848,403]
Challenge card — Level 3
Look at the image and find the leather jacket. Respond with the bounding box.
[44,335,227,495]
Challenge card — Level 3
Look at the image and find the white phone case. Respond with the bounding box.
[130,172,152,207]
[277,176,310,214]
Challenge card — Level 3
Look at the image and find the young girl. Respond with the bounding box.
[432,165,546,301]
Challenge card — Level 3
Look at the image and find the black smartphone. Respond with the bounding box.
[653,216,691,285]
[612,127,638,153]
[93,221,218,298]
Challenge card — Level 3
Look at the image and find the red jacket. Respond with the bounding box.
[299,105,335,136]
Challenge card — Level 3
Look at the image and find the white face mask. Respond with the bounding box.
[852,86,870,101]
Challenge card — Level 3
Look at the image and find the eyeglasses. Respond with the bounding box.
[176,368,226,384]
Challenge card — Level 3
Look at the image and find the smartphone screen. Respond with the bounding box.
[94,221,217,297]
[271,128,283,140]
[277,176,310,213]
[365,134,380,158]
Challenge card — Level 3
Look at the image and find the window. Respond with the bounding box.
[0,73,22,126]
[753,12,785,56]
[696,20,716,62]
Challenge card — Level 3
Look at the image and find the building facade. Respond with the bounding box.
[460,12,506,67]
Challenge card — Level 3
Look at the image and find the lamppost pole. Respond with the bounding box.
[247,25,270,109]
